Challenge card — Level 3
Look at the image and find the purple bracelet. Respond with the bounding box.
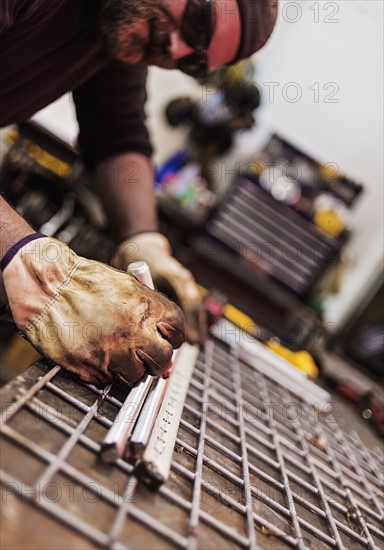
[0,233,47,272]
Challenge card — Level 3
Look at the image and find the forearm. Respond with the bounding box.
[0,197,35,304]
[95,152,158,242]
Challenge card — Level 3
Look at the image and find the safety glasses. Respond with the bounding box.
[176,0,216,78]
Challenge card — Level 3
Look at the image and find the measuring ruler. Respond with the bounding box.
[134,342,199,489]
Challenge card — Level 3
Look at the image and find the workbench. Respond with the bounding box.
[1,330,383,549]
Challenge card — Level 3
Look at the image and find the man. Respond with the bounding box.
[0,0,277,385]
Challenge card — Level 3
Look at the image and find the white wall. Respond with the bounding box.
[245,0,384,328]
[147,1,384,329]
[30,0,383,329]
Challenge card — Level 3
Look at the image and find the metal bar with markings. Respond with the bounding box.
[134,342,199,489]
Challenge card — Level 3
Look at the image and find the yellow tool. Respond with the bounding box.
[265,340,319,379]
[223,303,319,379]
[223,303,259,336]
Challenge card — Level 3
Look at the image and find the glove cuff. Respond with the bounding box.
[0,233,47,272]
[2,236,79,331]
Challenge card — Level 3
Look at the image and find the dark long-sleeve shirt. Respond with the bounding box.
[0,0,152,167]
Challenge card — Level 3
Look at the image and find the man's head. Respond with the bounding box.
[100,0,278,77]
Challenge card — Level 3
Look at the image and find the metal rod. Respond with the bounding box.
[127,260,154,288]
[0,365,61,426]
[39,195,75,236]
[100,261,157,462]
[126,260,164,456]
[129,376,167,457]
[100,374,153,462]
[126,260,181,460]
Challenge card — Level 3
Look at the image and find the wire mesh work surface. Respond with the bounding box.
[1,335,383,550]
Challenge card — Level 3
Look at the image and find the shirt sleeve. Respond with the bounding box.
[73,60,153,169]
[0,0,27,34]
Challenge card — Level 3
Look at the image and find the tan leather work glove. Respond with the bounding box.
[112,232,206,345]
[2,236,185,386]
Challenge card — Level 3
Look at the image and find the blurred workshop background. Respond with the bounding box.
[0,1,383,548]
[1,0,382,416]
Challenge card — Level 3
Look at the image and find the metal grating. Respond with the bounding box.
[1,335,383,549]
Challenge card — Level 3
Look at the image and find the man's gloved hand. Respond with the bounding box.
[2,236,185,386]
[112,232,206,345]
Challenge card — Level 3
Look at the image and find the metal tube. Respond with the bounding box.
[39,196,75,236]
[129,376,167,457]
[128,260,154,289]
[100,375,153,462]
[100,261,156,462]
[127,260,173,458]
